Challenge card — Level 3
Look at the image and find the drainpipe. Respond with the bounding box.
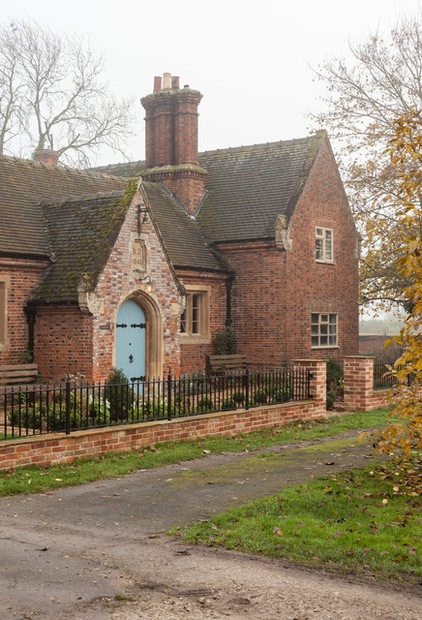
[225,274,235,327]
[24,303,37,363]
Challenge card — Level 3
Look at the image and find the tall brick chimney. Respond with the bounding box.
[140,73,207,216]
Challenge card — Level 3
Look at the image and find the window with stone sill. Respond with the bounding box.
[316,227,333,262]
[311,313,338,348]
[181,290,209,339]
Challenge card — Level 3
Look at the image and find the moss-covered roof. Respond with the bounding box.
[33,184,136,303]
[0,154,127,257]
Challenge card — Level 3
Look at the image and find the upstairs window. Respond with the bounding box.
[316,227,333,262]
[311,313,338,348]
[181,289,209,339]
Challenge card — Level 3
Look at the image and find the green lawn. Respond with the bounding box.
[3,406,418,583]
[171,457,422,584]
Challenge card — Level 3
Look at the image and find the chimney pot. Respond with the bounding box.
[162,72,172,89]
[171,75,180,89]
[153,75,162,93]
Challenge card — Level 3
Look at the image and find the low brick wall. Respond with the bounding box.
[0,398,326,471]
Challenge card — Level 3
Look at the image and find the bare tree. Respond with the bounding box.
[0,18,135,165]
[312,14,422,314]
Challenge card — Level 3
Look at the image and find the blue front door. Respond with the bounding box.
[116,300,146,382]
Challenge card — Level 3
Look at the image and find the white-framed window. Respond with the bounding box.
[0,280,7,348]
[316,227,333,262]
[181,288,210,339]
[311,313,338,348]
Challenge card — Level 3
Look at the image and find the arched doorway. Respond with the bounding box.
[116,299,146,381]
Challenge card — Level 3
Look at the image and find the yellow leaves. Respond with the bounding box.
[374,112,422,475]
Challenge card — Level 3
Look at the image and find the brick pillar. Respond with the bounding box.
[293,359,326,413]
[343,356,375,411]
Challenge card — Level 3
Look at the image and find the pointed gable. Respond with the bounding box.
[196,133,324,243]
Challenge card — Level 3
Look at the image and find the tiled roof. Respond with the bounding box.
[197,135,324,242]
[33,188,133,303]
[33,180,223,303]
[142,182,224,272]
[0,155,127,257]
[93,133,325,243]
[1,133,323,301]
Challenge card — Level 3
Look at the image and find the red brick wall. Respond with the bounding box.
[158,171,207,216]
[217,241,287,367]
[0,258,48,365]
[0,398,326,471]
[0,400,325,471]
[284,138,359,363]
[34,305,93,382]
[215,136,359,367]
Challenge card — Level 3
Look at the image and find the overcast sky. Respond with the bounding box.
[2,0,422,165]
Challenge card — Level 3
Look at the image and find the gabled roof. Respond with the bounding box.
[0,155,127,257]
[142,182,223,272]
[33,187,134,303]
[93,132,326,244]
[0,132,325,302]
[197,134,324,243]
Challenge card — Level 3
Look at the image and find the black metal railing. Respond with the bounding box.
[1,367,311,439]
[373,362,397,390]
[373,362,415,390]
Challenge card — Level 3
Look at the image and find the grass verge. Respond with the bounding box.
[171,459,422,585]
[0,408,389,497]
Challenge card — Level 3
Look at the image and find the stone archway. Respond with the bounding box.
[117,290,163,379]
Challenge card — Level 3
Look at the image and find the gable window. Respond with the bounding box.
[0,280,6,348]
[181,289,210,340]
[316,227,333,262]
[311,313,338,348]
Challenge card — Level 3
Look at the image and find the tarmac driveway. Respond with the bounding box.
[1,432,421,619]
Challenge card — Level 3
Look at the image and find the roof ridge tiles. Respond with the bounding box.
[198,135,315,157]
[0,152,129,180]
[39,189,125,208]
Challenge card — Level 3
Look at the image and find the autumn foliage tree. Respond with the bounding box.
[313,15,422,313]
[0,18,135,165]
[371,109,422,486]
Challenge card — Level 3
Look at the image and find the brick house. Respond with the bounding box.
[0,73,359,383]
